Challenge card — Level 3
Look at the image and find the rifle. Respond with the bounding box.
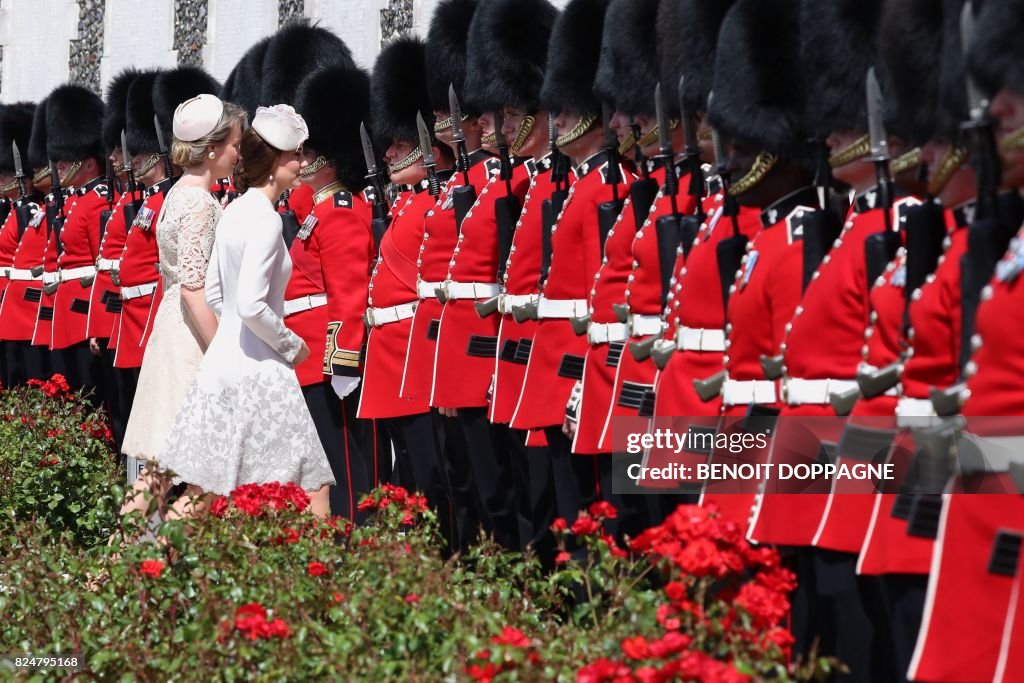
[492,109,522,288]
[360,122,391,252]
[449,84,478,233]
[708,93,747,313]
[12,141,36,239]
[653,83,684,309]
[154,114,173,180]
[863,68,901,288]
[48,159,67,254]
[120,129,144,229]
[99,156,116,245]
[596,102,625,251]
[677,74,706,259]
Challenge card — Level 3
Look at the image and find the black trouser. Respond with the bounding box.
[383,412,455,546]
[878,574,927,683]
[51,341,102,403]
[435,409,480,554]
[109,363,140,455]
[4,340,52,386]
[509,429,555,559]
[456,407,519,550]
[302,382,375,523]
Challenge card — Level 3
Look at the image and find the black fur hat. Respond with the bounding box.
[0,102,38,172]
[425,0,479,113]
[937,0,969,140]
[45,84,105,162]
[154,66,223,143]
[659,0,735,116]
[261,21,355,107]
[878,0,945,145]
[103,68,141,153]
[222,37,271,118]
[968,0,1024,98]
[592,0,660,116]
[464,0,557,113]
[295,64,371,191]
[125,70,161,154]
[28,98,48,170]
[801,0,886,137]
[540,0,612,117]
[708,0,807,156]
[371,36,433,144]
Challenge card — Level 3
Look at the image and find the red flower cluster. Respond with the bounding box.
[36,455,59,467]
[79,419,113,442]
[210,482,311,518]
[307,561,329,577]
[222,603,290,641]
[356,483,428,525]
[27,374,71,398]
[466,627,541,682]
[579,650,750,683]
[140,560,165,579]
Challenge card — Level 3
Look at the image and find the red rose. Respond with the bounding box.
[621,635,651,660]
[491,626,530,648]
[210,497,229,517]
[550,517,568,532]
[332,592,345,603]
[577,658,631,683]
[307,561,329,577]
[647,632,691,659]
[571,514,600,536]
[140,559,165,578]
[357,496,377,511]
[555,551,571,565]
[664,581,687,603]
[404,593,420,604]
[588,500,619,520]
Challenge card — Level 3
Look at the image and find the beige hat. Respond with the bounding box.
[252,104,309,152]
[172,94,225,142]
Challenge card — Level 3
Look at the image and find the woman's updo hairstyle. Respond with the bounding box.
[170,99,247,168]
[233,128,282,192]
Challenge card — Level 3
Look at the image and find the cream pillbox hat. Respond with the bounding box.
[172,93,225,142]
[252,104,309,152]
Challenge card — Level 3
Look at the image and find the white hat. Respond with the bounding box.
[172,94,225,142]
[252,104,309,152]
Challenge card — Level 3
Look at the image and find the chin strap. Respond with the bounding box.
[927,145,969,196]
[728,151,778,197]
[300,155,328,177]
[388,147,423,173]
[555,114,598,149]
[828,133,871,168]
[509,115,536,156]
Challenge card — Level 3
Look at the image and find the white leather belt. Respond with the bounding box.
[723,379,778,406]
[896,397,940,428]
[284,293,328,316]
[785,377,864,405]
[537,296,588,319]
[59,265,97,282]
[367,302,417,326]
[6,268,38,281]
[120,282,158,300]
[676,326,726,352]
[417,280,443,299]
[41,272,60,286]
[630,314,664,337]
[588,322,629,344]
[96,258,120,271]
[442,281,500,300]
[499,293,538,314]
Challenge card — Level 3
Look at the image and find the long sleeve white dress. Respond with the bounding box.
[156,188,335,494]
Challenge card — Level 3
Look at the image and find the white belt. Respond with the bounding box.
[442,281,500,300]
[676,326,726,352]
[41,272,60,286]
[784,378,859,405]
[96,258,120,271]
[284,293,328,316]
[499,293,538,314]
[120,282,158,300]
[417,280,443,299]
[367,302,417,326]
[59,265,98,282]
[6,268,38,281]
[723,379,778,406]
[896,397,940,428]
[588,322,629,344]
[630,314,664,337]
[537,296,588,319]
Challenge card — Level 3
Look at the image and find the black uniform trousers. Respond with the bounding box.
[509,429,556,560]
[434,410,481,554]
[4,339,52,386]
[108,363,140,455]
[453,407,519,550]
[50,340,102,403]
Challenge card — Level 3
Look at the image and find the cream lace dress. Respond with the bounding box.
[122,185,221,469]
[156,189,335,494]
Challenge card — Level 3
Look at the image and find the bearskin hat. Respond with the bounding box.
[878,0,945,145]
[45,84,105,162]
[154,66,223,143]
[124,70,162,154]
[464,0,557,113]
[659,0,735,116]
[968,0,1024,98]
[371,36,433,145]
[295,64,371,191]
[592,0,661,116]
[937,0,970,140]
[539,0,612,117]
[425,0,479,113]
[28,98,48,170]
[800,0,886,137]
[0,102,38,173]
[708,0,807,156]
[261,21,354,107]
[222,37,271,118]
[102,68,141,153]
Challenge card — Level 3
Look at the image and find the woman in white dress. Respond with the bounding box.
[120,94,246,517]
[157,105,335,516]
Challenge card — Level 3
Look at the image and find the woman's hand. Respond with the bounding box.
[293,340,311,366]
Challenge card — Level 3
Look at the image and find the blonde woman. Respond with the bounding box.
[121,94,245,517]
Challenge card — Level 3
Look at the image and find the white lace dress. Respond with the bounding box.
[156,189,335,494]
[123,185,221,463]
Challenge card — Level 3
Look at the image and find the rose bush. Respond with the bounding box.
[0,383,834,681]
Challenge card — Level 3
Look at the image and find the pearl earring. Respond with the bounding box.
[208,151,215,160]
[269,175,274,182]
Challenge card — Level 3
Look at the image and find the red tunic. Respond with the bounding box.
[0,197,48,341]
[432,158,528,408]
[32,195,65,348]
[0,202,17,303]
[359,182,440,418]
[85,190,126,340]
[490,156,565,424]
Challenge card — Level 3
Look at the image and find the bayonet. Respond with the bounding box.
[121,129,138,197]
[707,91,740,234]
[601,101,621,201]
[866,67,894,230]
[961,2,987,123]
[153,114,173,178]
[12,141,28,199]
[655,83,680,217]
[360,122,388,212]
[416,112,441,197]
[677,75,705,218]
[960,1,1000,219]
[449,83,471,183]
[104,156,115,208]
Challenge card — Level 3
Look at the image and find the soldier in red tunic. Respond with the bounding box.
[291,63,382,522]
[359,35,457,541]
[0,102,38,386]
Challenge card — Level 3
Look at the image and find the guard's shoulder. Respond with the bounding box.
[333,191,354,209]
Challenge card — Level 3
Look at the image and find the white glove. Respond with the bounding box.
[564,380,583,423]
[331,375,361,400]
